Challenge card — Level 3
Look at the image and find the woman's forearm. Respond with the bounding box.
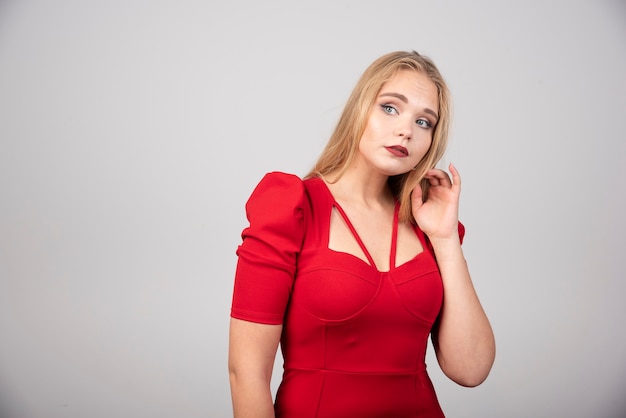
[229,318,282,417]
[430,236,495,387]
[229,372,275,418]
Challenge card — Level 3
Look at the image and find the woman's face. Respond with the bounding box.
[356,69,439,177]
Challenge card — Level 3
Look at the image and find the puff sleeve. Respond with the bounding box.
[230,172,307,325]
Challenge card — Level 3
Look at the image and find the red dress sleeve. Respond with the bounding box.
[230,172,307,325]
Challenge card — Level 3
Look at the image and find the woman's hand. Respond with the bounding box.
[412,163,495,387]
[411,163,461,240]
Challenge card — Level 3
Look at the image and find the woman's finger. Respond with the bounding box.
[424,169,452,187]
[448,163,461,187]
[411,182,424,209]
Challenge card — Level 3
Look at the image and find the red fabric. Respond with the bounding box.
[231,172,465,418]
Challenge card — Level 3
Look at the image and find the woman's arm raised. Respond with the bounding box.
[228,318,282,418]
[412,164,495,387]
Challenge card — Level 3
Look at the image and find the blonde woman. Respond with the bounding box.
[229,51,495,417]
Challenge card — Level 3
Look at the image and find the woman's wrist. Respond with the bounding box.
[428,234,463,263]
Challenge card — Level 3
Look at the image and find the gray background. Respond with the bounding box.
[1,1,625,417]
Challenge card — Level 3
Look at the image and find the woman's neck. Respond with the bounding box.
[324,165,395,210]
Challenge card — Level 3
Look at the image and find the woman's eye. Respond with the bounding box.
[381,104,397,115]
[416,119,432,128]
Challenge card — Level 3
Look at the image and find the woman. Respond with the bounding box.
[229,50,495,417]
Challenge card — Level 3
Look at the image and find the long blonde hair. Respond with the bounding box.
[305,51,452,224]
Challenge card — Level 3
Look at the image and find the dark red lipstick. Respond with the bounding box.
[385,145,408,157]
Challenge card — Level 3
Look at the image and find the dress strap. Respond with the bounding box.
[332,202,378,268]
[389,203,399,270]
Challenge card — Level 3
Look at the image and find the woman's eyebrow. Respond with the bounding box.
[379,92,439,121]
[379,92,408,103]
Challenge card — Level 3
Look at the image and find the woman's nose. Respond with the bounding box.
[395,118,412,140]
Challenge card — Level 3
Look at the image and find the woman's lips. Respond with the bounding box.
[385,145,408,157]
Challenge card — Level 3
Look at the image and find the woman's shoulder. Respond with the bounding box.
[252,171,325,194]
[246,171,329,212]
[255,170,302,185]
[249,171,303,195]
[245,172,308,214]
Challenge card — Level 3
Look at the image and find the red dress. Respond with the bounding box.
[231,172,464,417]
